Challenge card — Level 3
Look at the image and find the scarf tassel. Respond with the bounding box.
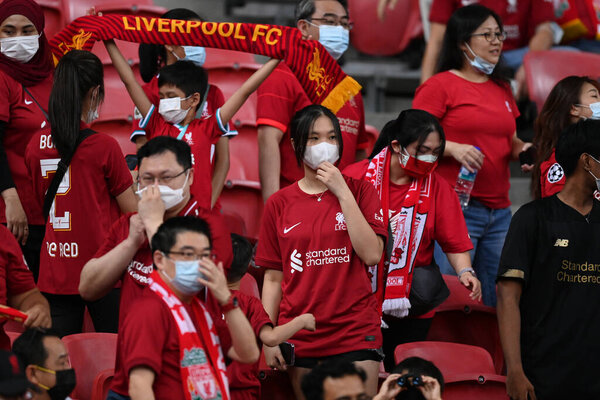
[382,297,411,319]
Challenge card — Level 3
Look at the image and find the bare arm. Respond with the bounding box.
[446,252,481,301]
[129,367,155,400]
[258,126,284,202]
[79,214,145,301]
[211,137,230,209]
[104,40,152,118]
[260,313,315,347]
[497,279,536,400]
[198,259,259,363]
[261,269,287,370]
[2,188,28,245]
[8,288,51,328]
[420,22,446,84]
[116,186,138,214]
[219,59,280,126]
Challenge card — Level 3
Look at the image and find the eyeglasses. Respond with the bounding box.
[471,31,507,42]
[166,250,215,261]
[309,16,353,30]
[138,169,187,186]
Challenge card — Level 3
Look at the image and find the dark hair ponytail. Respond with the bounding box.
[49,50,104,159]
[369,109,445,158]
[139,8,202,83]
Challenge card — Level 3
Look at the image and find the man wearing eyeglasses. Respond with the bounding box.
[420,0,559,98]
[257,0,369,202]
[78,136,233,399]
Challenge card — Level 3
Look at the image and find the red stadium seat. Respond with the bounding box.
[228,125,260,184]
[6,330,21,346]
[220,183,264,242]
[91,368,114,400]
[348,0,423,56]
[204,48,259,71]
[258,351,296,400]
[427,275,503,373]
[524,50,600,112]
[394,342,508,400]
[37,0,64,40]
[3,319,24,334]
[240,273,260,299]
[61,0,156,23]
[62,333,117,400]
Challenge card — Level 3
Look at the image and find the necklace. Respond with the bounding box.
[314,190,327,202]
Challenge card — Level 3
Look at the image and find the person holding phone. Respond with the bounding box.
[257,105,387,399]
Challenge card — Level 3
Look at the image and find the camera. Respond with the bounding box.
[397,374,423,388]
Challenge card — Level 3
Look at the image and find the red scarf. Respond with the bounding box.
[147,271,229,400]
[365,147,432,318]
[0,0,53,86]
[48,15,360,114]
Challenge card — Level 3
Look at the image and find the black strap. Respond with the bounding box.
[43,129,96,219]
[195,83,210,119]
[22,85,49,121]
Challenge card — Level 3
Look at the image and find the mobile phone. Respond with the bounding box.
[279,342,295,366]
[519,145,536,166]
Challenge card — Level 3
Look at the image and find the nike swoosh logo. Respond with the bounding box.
[24,99,33,105]
[284,222,301,234]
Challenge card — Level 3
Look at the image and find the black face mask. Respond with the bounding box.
[47,369,76,400]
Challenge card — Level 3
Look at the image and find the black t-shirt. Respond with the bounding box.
[497,195,600,400]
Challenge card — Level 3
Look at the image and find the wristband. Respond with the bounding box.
[458,268,476,279]
[220,294,239,314]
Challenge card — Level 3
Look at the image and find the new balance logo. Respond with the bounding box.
[284,222,301,234]
[554,239,569,247]
[290,249,303,273]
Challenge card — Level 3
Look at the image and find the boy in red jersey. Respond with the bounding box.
[226,233,315,400]
[105,39,279,210]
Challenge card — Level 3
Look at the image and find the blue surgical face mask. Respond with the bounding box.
[313,24,349,60]
[463,43,496,75]
[577,102,600,120]
[162,258,205,295]
[173,46,206,67]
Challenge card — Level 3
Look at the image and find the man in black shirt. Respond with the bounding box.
[497,119,600,400]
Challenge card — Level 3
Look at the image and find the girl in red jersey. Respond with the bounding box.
[132,8,231,210]
[344,109,481,371]
[532,76,600,199]
[24,50,137,337]
[0,0,54,281]
[412,5,530,307]
[256,105,387,399]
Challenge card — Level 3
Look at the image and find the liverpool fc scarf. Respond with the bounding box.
[148,271,229,400]
[365,148,432,318]
[48,15,360,113]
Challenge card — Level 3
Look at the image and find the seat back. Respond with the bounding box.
[62,333,118,400]
[219,184,264,241]
[61,0,156,23]
[364,124,379,157]
[240,273,260,299]
[524,50,600,111]
[394,341,496,377]
[37,0,64,40]
[443,373,509,400]
[91,368,114,400]
[348,0,422,56]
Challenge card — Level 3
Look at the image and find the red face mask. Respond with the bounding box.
[398,148,438,178]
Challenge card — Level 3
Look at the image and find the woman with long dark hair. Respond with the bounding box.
[133,8,232,210]
[25,50,137,337]
[412,5,529,306]
[0,0,54,281]
[532,75,600,199]
[257,105,387,398]
[345,109,480,370]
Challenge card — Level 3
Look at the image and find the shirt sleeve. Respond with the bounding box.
[255,197,283,270]
[412,76,449,119]
[353,178,388,240]
[428,0,458,24]
[103,136,134,197]
[530,0,556,27]
[121,296,169,376]
[433,177,473,253]
[0,121,15,192]
[246,296,274,337]
[139,104,176,140]
[1,227,35,297]
[497,202,538,284]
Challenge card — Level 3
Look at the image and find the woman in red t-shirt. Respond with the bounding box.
[0,0,54,281]
[344,109,481,371]
[25,50,137,337]
[132,8,229,210]
[532,76,600,199]
[412,5,530,307]
[256,105,387,398]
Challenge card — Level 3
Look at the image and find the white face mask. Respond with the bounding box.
[303,141,339,170]
[158,96,191,125]
[463,42,496,75]
[136,171,189,210]
[312,24,349,60]
[399,148,438,166]
[577,102,600,120]
[0,34,39,63]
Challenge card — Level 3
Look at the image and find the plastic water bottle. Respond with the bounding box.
[455,166,477,210]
